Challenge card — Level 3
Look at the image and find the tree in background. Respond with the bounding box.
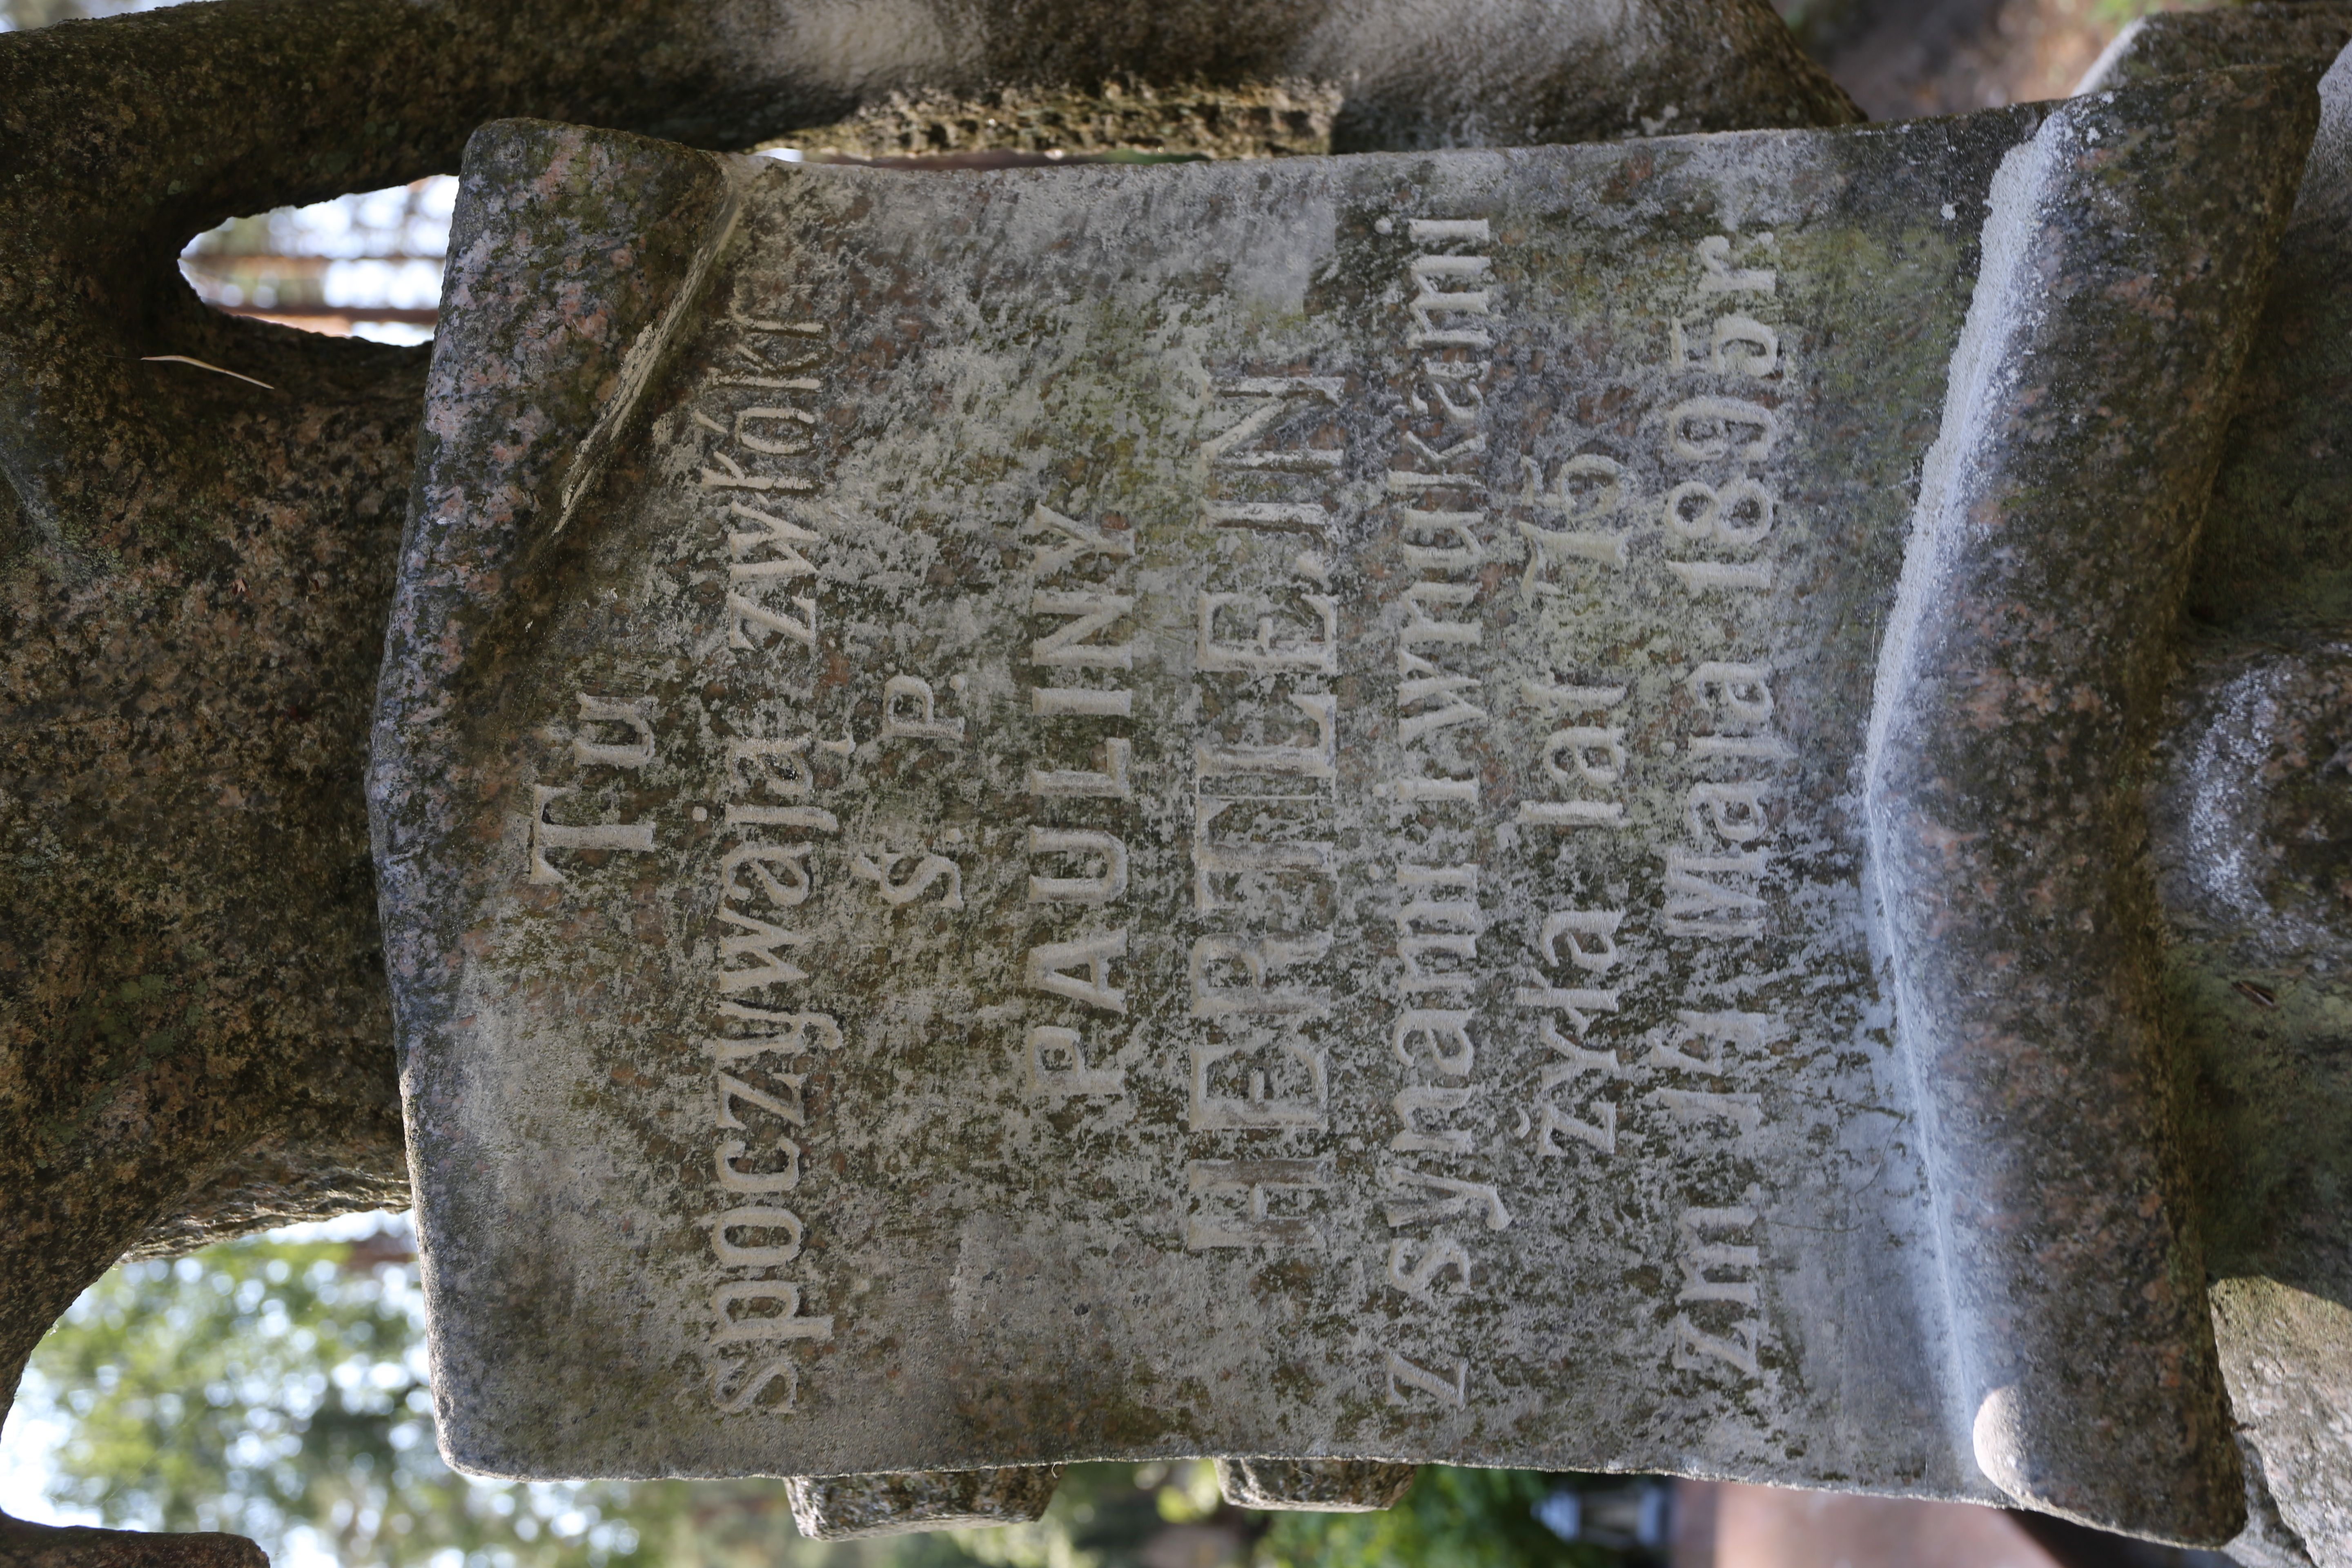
[14,1224,1625,1568]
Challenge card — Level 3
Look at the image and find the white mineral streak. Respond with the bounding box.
[1861,120,2056,1488]
[550,159,759,539]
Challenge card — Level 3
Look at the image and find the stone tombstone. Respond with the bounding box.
[372,69,2314,1546]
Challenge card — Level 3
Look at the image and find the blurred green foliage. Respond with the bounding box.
[11,1225,1620,1568]
[1261,1468,1608,1568]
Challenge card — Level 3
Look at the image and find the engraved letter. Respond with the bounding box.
[727,588,818,653]
[722,844,812,910]
[1670,561,1773,594]
[1517,800,1627,828]
[727,501,820,587]
[1712,315,1779,377]
[1533,1018,1621,1157]
[1401,581,1481,653]
[1026,929,1129,1014]
[713,1281,833,1344]
[708,1011,843,1054]
[1688,782,1768,846]
[726,735,815,802]
[1033,686,1134,717]
[1394,1010,1476,1076]
[716,1135,802,1194]
[1519,518,1628,590]
[1664,479,1774,548]
[1190,935,1330,1018]
[1197,692,1336,779]
[1539,908,1624,973]
[1665,397,1778,463]
[1399,509,1487,574]
[709,1205,805,1267]
[1185,1158,1330,1250]
[1200,378,1344,472]
[1650,1011,1773,1076]
[851,851,964,909]
[1400,676,1487,748]
[713,1356,799,1413]
[527,785,655,884]
[572,694,655,767]
[1408,218,1491,243]
[1024,503,1135,578]
[1028,1025,1127,1099]
[1386,1237,1472,1299]
[1192,798,1335,912]
[1384,1350,1468,1408]
[1662,850,1768,939]
[880,674,966,742]
[1383,1167,1511,1231]
[1542,726,1626,788]
[701,449,813,497]
[717,1070,806,1131]
[1690,662,1774,726]
[1679,1199,1763,1307]
[1392,1085,1476,1154]
[1027,828,1129,904]
[734,405,815,456]
[1198,591,1339,674]
[1032,592,1136,670]
[1696,235,1776,295]
[1673,1315,1761,1377]
[1655,1087,1764,1133]
[1027,738,1134,799]
[1408,253,1494,349]
[1191,1041,1329,1130]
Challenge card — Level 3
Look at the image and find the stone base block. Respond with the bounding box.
[1214,1458,1419,1512]
[784,1466,1064,1539]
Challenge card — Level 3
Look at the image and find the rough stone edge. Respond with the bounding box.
[2214,1280,2352,1568]
[365,115,747,1480]
[0,1521,265,1568]
[1214,1457,1420,1512]
[2076,3,2352,96]
[1862,67,2321,1546]
[783,1467,1063,1539]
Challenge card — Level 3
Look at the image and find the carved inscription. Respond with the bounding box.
[1183,367,1348,1247]
[527,694,659,883]
[1653,235,1790,1380]
[684,314,843,1413]
[1021,504,1138,1102]
[1380,217,1505,1408]
[1499,233,1794,1385]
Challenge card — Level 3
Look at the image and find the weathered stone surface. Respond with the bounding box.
[2157,635,2352,1568]
[1861,53,2320,1544]
[784,1466,1062,1537]
[376,66,2315,1546]
[1214,1457,1419,1511]
[2211,1280,2352,1568]
[380,108,2009,1492]
[2078,3,2352,97]
[0,0,1869,1527]
[2127,27,2352,1568]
